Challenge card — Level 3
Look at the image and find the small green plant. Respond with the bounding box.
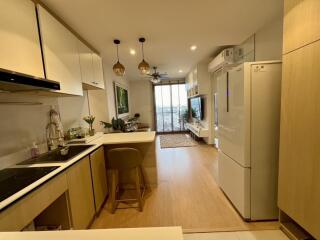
[191,108,197,118]
[128,113,140,122]
[111,117,125,132]
[83,115,95,136]
[182,109,189,122]
[182,108,196,122]
[100,121,113,129]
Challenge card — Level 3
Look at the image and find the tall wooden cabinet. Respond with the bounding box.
[0,0,44,78]
[37,5,83,96]
[278,0,320,238]
[283,0,320,54]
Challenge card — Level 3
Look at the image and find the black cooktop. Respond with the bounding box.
[0,166,59,202]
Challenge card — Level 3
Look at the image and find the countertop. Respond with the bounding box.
[0,227,183,240]
[0,131,156,211]
[93,131,156,145]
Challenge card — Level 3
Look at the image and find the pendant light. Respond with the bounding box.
[138,37,150,75]
[113,39,125,76]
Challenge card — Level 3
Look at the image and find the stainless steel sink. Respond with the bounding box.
[18,145,94,165]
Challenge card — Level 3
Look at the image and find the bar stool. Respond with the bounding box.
[107,147,146,214]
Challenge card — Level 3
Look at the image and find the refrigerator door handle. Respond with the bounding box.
[226,72,229,112]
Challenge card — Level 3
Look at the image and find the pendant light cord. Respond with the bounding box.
[117,45,120,61]
[141,42,145,59]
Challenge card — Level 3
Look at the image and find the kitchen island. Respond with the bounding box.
[95,132,157,185]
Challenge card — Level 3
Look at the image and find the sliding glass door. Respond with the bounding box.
[154,83,188,133]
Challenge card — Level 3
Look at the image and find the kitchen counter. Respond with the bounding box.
[0,131,156,212]
[93,131,156,144]
[0,227,183,240]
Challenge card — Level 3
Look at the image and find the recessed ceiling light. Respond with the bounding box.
[130,49,136,55]
[190,45,197,51]
[179,70,183,73]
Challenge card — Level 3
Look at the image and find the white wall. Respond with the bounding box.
[58,88,110,133]
[87,88,109,131]
[58,90,90,130]
[129,80,154,130]
[255,17,283,61]
[103,62,130,122]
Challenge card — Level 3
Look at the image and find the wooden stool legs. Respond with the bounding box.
[110,167,146,214]
[135,167,143,212]
[110,170,118,214]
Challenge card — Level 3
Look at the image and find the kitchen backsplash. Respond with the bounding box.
[0,93,58,168]
[0,90,93,169]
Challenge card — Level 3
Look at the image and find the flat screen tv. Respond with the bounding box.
[190,97,204,120]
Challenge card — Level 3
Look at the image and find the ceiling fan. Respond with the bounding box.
[145,66,169,84]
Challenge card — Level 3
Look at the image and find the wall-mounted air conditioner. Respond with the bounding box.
[208,48,234,72]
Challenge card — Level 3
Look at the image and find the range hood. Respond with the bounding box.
[0,69,60,92]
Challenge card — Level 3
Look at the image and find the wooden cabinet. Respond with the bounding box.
[66,157,95,229]
[90,147,108,212]
[0,0,44,78]
[92,53,105,89]
[278,39,320,239]
[283,0,320,54]
[0,173,68,231]
[0,151,107,231]
[37,5,83,96]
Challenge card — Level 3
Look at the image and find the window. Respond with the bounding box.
[154,83,188,132]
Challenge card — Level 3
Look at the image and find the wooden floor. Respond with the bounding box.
[91,136,279,232]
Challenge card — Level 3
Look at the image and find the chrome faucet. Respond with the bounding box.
[46,108,65,151]
[46,122,65,151]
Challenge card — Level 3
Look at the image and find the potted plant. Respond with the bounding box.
[111,117,125,132]
[128,113,140,123]
[182,108,196,123]
[83,115,95,136]
[100,121,113,134]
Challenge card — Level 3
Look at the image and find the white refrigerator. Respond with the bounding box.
[217,61,281,220]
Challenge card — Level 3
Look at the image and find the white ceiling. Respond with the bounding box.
[41,0,283,81]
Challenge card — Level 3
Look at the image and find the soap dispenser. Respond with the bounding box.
[31,142,40,158]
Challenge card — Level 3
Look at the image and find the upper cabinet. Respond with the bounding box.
[92,53,105,89]
[78,40,105,90]
[78,40,94,87]
[185,62,210,98]
[0,0,44,78]
[37,5,83,96]
[283,0,320,54]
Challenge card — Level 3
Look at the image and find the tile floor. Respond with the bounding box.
[183,230,289,240]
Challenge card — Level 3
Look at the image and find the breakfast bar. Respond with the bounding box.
[94,132,157,185]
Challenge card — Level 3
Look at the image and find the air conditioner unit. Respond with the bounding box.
[208,48,234,72]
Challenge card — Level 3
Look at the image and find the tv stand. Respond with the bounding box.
[185,122,209,138]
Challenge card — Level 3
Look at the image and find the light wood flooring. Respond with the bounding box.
[91,136,279,232]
